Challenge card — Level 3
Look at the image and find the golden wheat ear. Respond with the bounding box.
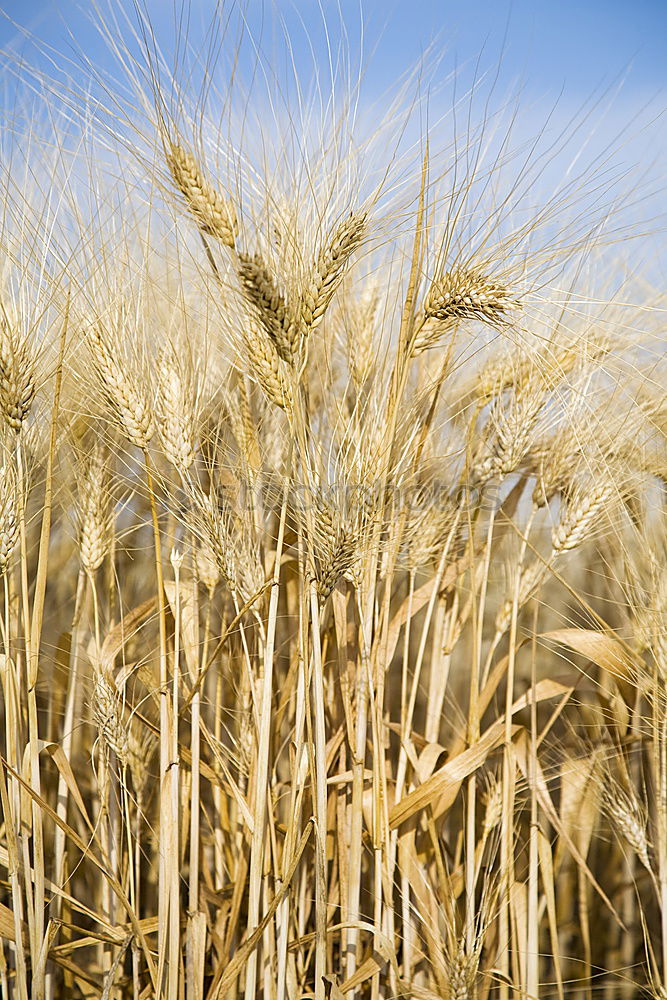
[77,442,112,574]
[412,265,520,355]
[242,318,293,411]
[156,344,197,474]
[287,211,368,353]
[0,310,37,431]
[89,324,153,449]
[0,459,18,574]
[236,252,292,362]
[91,672,131,766]
[165,140,238,248]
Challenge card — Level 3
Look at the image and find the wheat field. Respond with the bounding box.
[0,4,666,999]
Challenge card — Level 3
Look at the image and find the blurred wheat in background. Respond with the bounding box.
[0,1,666,998]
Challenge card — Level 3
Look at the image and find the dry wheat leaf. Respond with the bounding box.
[323,974,347,1000]
[340,951,388,993]
[164,579,199,681]
[100,597,159,675]
[540,628,634,682]
[433,678,573,818]
[389,721,518,828]
[538,830,566,1000]
[376,559,466,670]
[39,740,96,837]
[415,740,448,784]
[0,900,21,942]
[514,733,622,927]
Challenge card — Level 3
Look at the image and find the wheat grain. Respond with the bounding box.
[226,378,262,473]
[448,949,474,1000]
[195,540,220,594]
[189,485,238,589]
[243,319,293,410]
[92,672,130,766]
[343,282,380,388]
[494,560,545,636]
[552,478,618,553]
[599,777,652,871]
[482,772,503,837]
[473,379,545,481]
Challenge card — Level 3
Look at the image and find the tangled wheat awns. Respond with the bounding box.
[1,10,667,1000]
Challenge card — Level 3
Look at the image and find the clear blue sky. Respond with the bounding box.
[1,0,666,99]
[0,1,662,276]
[0,0,665,205]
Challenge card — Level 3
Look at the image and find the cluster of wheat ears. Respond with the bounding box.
[0,5,666,1000]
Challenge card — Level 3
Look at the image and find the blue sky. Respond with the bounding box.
[1,0,666,100]
[0,0,662,284]
[0,0,665,218]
